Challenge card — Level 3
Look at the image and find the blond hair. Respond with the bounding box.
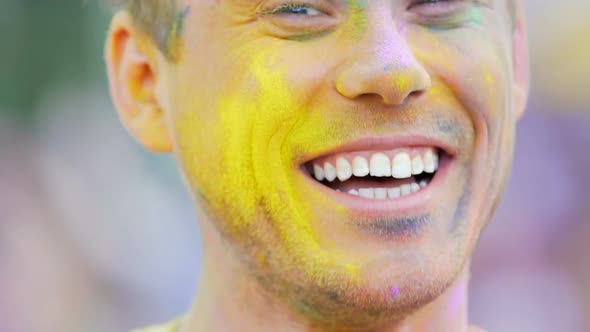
[111,0,179,57]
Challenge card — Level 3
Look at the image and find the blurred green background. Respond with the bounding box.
[1,1,107,122]
[1,1,589,332]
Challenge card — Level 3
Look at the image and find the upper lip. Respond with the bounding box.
[299,135,457,165]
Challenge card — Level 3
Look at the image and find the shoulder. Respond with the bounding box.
[469,326,487,332]
[131,317,185,332]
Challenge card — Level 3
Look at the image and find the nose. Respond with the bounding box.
[335,26,431,106]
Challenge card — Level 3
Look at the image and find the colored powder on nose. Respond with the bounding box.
[391,287,400,297]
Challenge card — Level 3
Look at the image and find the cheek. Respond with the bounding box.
[407,26,512,150]
[172,49,364,279]
[408,22,509,89]
[171,50,322,227]
[406,26,514,227]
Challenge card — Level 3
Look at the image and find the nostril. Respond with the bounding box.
[376,89,424,106]
[402,90,425,105]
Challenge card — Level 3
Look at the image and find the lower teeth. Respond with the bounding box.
[344,180,428,200]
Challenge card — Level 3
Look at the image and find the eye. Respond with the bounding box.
[267,3,324,17]
[410,0,453,7]
[408,0,463,12]
[408,0,468,20]
[259,1,337,40]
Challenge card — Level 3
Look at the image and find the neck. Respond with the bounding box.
[181,209,472,332]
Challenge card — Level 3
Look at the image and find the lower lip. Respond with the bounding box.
[299,156,454,217]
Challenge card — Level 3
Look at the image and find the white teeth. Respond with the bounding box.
[370,153,391,177]
[411,155,424,175]
[354,182,427,200]
[423,150,437,173]
[324,162,337,182]
[391,152,412,179]
[311,149,439,189]
[336,157,352,182]
[400,184,412,196]
[433,152,439,171]
[352,156,370,177]
[374,188,388,199]
[358,188,375,199]
[387,187,401,198]
[313,164,325,181]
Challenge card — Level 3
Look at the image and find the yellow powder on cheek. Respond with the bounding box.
[176,49,360,285]
[244,52,361,284]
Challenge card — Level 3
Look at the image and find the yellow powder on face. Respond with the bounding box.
[175,49,360,287]
[393,75,412,95]
[237,52,360,281]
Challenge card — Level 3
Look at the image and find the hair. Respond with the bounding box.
[110,0,179,56]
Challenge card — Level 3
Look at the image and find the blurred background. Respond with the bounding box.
[0,1,588,331]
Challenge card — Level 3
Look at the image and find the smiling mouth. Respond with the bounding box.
[303,147,446,200]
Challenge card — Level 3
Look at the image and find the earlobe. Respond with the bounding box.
[511,3,530,120]
[105,12,173,153]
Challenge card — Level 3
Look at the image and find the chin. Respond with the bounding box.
[259,227,470,330]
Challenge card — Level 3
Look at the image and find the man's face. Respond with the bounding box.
[154,0,524,325]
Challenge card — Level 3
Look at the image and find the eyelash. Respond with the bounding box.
[410,0,452,7]
[409,0,468,13]
[408,0,470,22]
[265,2,324,16]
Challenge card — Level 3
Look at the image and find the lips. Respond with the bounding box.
[299,136,455,212]
[307,147,439,199]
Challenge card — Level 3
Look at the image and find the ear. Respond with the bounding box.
[511,1,530,120]
[105,11,172,152]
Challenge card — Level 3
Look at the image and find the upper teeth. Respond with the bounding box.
[392,153,412,178]
[312,149,439,182]
[423,150,437,173]
[336,157,353,181]
[352,156,370,177]
[324,162,337,182]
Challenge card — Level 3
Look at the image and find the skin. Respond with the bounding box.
[106,0,529,331]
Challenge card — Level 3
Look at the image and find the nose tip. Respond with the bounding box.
[335,53,432,106]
